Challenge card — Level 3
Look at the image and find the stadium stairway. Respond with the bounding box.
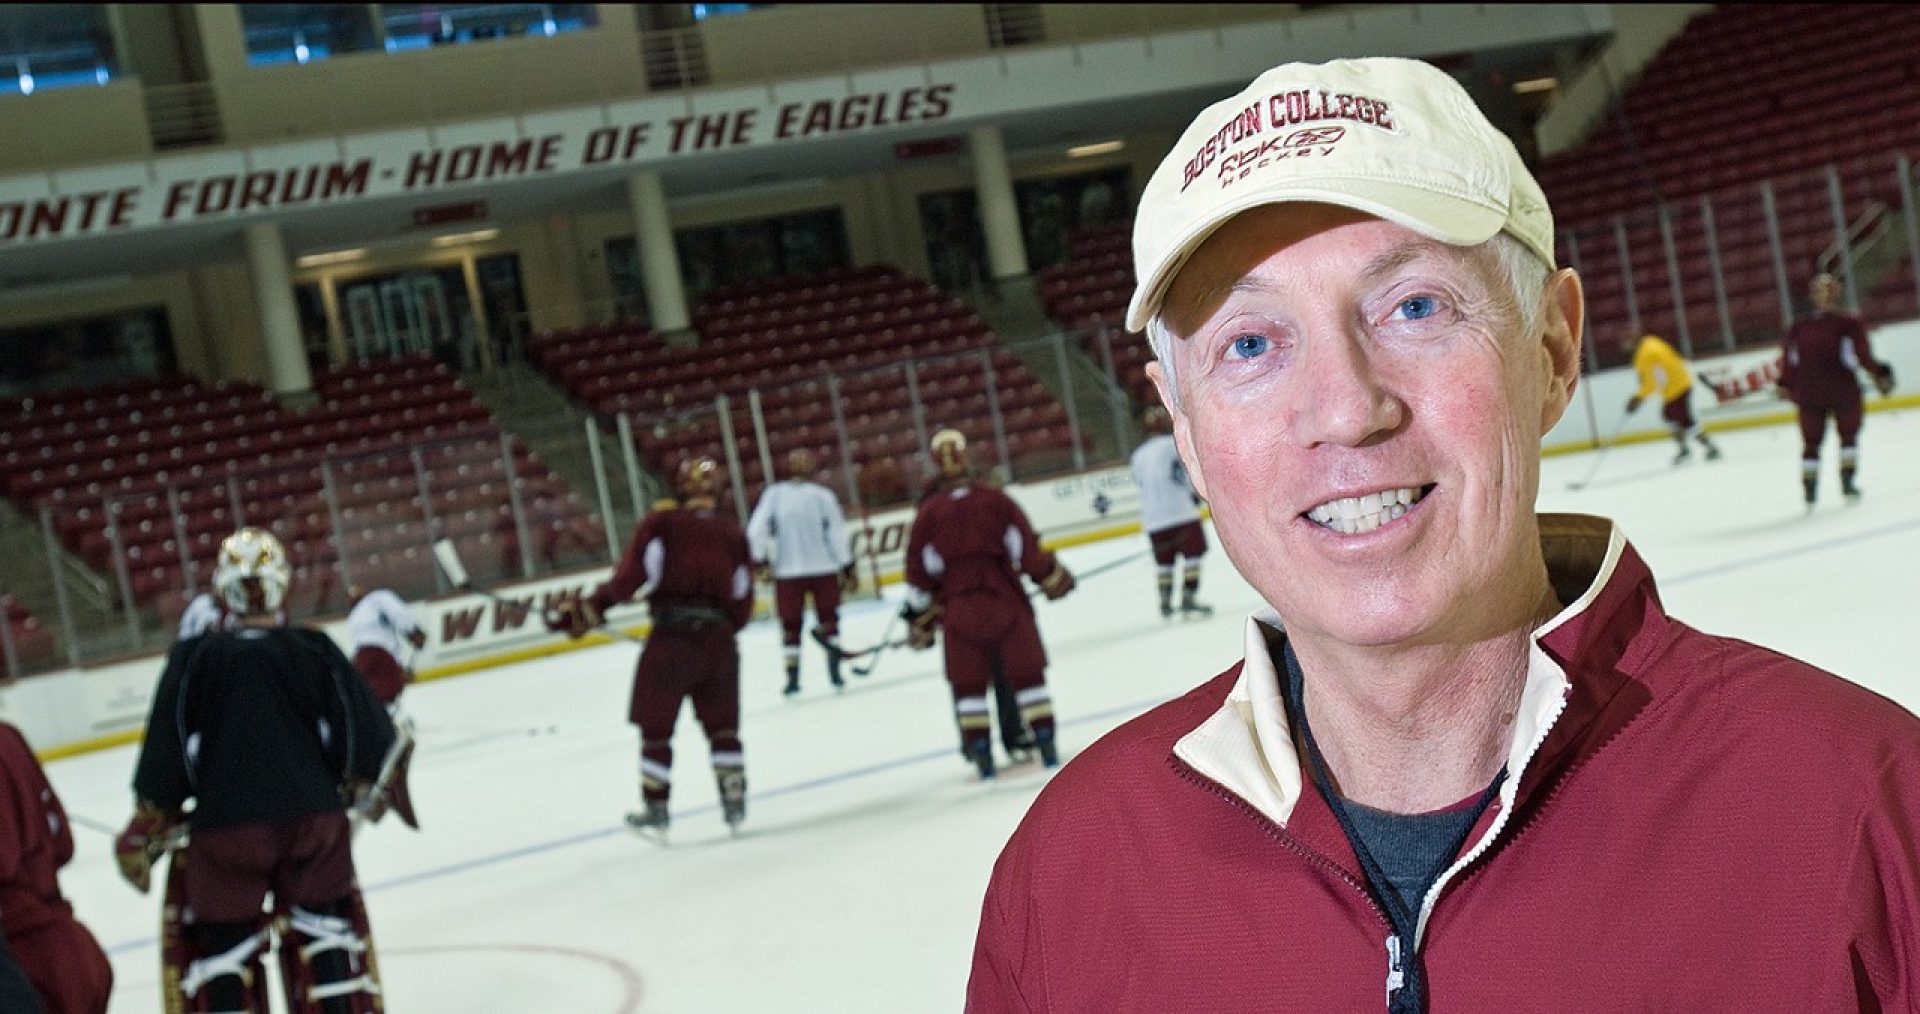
[462,363,642,542]
[0,499,121,663]
[962,275,1133,465]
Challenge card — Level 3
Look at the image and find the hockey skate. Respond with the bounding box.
[822,640,845,690]
[1034,726,1060,769]
[624,802,670,844]
[1003,731,1036,766]
[782,672,800,697]
[1180,597,1215,619]
[1703,444,1723,462]
[967,740,997,781]
[718,771,747,836]
[1672,446,1692,467]
[1159,600,1175,620]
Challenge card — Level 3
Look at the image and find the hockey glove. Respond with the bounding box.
[114,804,178,894]
[546,597,602,639]
[1873,368,1896,397]
[1625,395,1644,414]
[901,603,941,651]
[838,564,860,595]
[1039,559,1076,601]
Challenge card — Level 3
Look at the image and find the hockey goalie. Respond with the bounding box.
[115,528,400,1013]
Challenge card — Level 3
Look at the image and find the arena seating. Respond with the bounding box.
[1538,3,1920,363]
[528,265,1083,500]
[1034,222,1158,406]
[0,593,55,678]
[0,359,603,622]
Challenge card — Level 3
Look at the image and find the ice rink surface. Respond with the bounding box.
[47,408,1920,1013]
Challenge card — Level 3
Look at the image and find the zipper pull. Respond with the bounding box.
[1385,934,1405,1006]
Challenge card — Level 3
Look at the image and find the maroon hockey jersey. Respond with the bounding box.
[0,723,75,939]
[1780,312,1890,406]
[0,721,112,1013]
[905,483,1056,606]
[593,505,754,630]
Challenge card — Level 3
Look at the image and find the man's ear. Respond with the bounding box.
[1147,360,1209,501]
[1537,268,1585,432]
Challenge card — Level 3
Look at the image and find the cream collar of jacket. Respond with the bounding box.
[1171,516,1629,836]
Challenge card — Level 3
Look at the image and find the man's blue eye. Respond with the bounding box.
[1396,296,1438,320]
[1230,335,1268,359]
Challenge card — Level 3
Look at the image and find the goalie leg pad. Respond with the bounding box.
[279,895,384,1013]
[178,920,274,1014]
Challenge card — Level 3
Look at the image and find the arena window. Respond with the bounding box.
[0,4,115,95]
[240,4,377,66]
[379,3,597,51]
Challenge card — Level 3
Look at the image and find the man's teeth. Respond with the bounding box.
[1305,487,1425,535]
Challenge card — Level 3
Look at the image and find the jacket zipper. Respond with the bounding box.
[1170,755,1403,1007]
[1412,685,1572,946]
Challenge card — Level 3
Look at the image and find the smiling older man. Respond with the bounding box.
[966,58,1920,1012]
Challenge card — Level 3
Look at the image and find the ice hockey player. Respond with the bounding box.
[746,448,857,695]
[176,590,226,639]
[1129,406,1213,620]
[344,586,426,709]
[114,527,396,1014]
[903,429,1074,779]
[1625,332,1721,465]
[1780,272,1897,506]
[548,456,755,842]
[0,720,112,1013]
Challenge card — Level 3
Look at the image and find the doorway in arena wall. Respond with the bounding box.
[334,266,474,369]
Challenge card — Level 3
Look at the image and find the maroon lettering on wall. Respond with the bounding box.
[0,84,958,246]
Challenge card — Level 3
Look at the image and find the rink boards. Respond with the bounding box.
[7,321,1918,760]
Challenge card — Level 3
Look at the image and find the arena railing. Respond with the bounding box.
[1555,151,1920,374]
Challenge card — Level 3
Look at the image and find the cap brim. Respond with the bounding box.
[1124,178,1509,332]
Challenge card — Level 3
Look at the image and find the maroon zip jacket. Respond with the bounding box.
[969,514,1920,1011]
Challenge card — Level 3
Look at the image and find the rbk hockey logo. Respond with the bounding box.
[1284,126,1346,148]
[1216,126,1348,189]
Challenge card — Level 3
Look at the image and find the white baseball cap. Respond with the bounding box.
[1125,57,1555,332]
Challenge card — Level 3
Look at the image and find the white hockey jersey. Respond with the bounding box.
[346,588,423,658]
[747,480,853,579]
[1130,434,1200,535]
[177,593,226,639]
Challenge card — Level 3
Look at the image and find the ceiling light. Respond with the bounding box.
[431,228,501,246]
[1067,140,1125,159]
[1512,77,1558,95]
[295,248,367,268]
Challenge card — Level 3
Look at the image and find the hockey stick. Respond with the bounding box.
[1024,546,1153,601]
[831,545,1159,677]
[350,715,419,836]
[1566,414,1635,492]
[432,539,646,646]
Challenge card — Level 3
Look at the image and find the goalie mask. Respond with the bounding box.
[212,527,291,616]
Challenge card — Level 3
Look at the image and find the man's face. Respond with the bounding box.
[1148,205,1581,649]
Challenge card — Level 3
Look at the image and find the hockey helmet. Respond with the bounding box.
[676,455,721,499]
[785,447,818,479]
[929,428,970,478]
[212,527,291,616]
